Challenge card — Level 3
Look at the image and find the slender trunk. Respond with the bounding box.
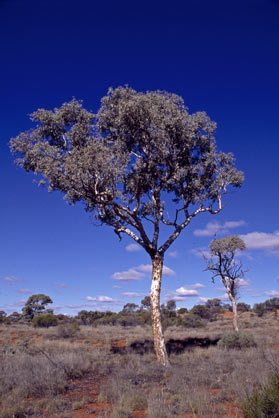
[150,253,169,366]
[226,289,239,332]
[230,296,239,332]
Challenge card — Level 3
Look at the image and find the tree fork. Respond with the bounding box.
[150,253,170,367]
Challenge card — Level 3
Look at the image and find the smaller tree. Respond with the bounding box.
[0,311,7,323]
[122,303,139,314]
[141,296,151,311]
[205,235,246,331]
[237,302,250,312]
[8,311,22,322]
[22,294,53,321]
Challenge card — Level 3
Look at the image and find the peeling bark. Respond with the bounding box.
[150,253,169,366]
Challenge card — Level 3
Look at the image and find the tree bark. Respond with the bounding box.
[230,296,239,332]
[226,288,239,332]
[150,253,169,366]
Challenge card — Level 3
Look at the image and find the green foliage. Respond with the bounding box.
[206,235,246,301]
[253,298,279,317]
[11,87,243,257]
[177,307,188,314]
[217,332,257,350]
[121,303,139,314]
[141,296,151,310]
[7,311,22,323]
[0,311,7,323]
[237,302,251,312]
[57,321,80,338]
[190,305,212,320]
[242,374,279,418]
[32,314,58,328]
[22,294,53,321]
[253,303,265,317]
[178,314,205,328]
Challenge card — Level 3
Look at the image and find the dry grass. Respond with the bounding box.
[1,312,279,416]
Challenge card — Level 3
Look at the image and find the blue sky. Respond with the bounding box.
[1,0,279,315]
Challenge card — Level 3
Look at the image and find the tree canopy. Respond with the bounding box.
[10,86,243,365]
[10,87,243,256]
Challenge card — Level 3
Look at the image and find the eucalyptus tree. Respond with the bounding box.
[205,236,246,332]
[10,86,243,366]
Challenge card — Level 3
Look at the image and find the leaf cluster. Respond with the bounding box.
[10,87,243,254]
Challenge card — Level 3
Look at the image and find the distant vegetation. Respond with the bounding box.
[3,295,279,330]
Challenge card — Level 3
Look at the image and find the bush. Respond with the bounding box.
[56,321,80,338]
[242,374,279,417]
[217,332,257,350]
[32,314,58,328]
[178,314,205,328]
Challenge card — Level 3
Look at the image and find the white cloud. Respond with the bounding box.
[219,293,230,301]
[190,248,211,258]
[111,268,145,282]
[2,276,23,284]
[52,282,68,288]
[17,288,32,294]
[166,284,201,302]
[194,220,246,237]
[168,251,179,258]
[240,232,279,253]
[175,288,199,297]
[86,295,118,303]
[237,278,250,287]
[66,303,97,309]
[162,266,176,276]
[121,292,146,297]
[0,299,26,309]
[111,264,175,281]
[125,244,142,252]
[197,297,209,304]
[264,290,279,297]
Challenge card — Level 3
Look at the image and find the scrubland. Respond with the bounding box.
[1,312,279,417]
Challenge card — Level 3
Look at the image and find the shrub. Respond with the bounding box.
[217,332,257,350]
[178,314,205,328]
[32,314,58,328]
[57,321,80,338]
[242,374,279,417]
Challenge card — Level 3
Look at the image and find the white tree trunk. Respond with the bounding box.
[226,288,239,332]
[230,296,239,332]
[150,253,169,366]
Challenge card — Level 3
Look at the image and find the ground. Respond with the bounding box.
[0,312,279,417]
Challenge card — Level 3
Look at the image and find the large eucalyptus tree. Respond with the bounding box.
[10,86,243,366]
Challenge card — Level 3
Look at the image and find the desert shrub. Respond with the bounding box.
[111,407,131,418]
[237,302,251,312]
[178,314,205,328]
[120,391,148,411]
[242,374,279,417]
[57,321,80,338]
[217,331,257,350]
[32,314,58,328]
[190,305,212,320]
[177,307,188,315]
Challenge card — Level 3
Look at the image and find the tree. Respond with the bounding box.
[141,296,151,310]
[122,303,139,314]
[205,236,246,332]
[237,302,250,312]
[0,311,7,323]
[22,294,53,321]
[10,87,243,366]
